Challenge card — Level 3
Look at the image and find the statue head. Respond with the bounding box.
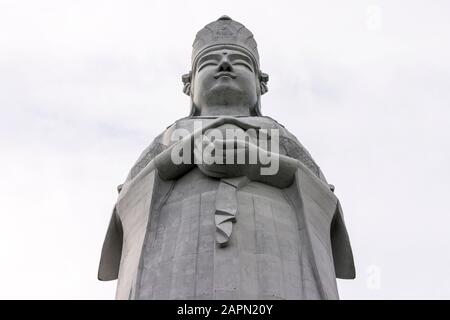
[182,16,269,116]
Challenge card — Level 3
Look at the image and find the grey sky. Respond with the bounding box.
[1,0,449,299]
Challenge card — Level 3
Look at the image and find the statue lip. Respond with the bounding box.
[214,72,237,79]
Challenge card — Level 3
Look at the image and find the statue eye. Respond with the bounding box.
[197,61,218,72]
[232,60,253,71]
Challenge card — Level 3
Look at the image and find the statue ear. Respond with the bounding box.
[182,72,192,96]
[259,72,269,95]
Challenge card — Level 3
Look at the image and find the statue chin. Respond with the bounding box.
[199,88,256,115]
[199,105,251,116]
[209,81,243,97]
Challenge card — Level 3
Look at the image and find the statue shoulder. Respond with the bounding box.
[270,120,328,183]
[124,132,169,182]
[124,117,194,182]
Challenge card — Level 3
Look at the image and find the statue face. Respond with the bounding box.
[192,48,258,115]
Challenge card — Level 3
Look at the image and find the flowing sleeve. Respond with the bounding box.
[98,206,123,281]
[97,130,169,282]
[331,200,356,279]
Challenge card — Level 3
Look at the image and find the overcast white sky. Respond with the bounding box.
[1,0,449,299]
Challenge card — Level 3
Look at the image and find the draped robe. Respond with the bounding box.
[98,116,355,299]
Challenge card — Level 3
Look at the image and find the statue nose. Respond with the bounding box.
[217,60,233,72]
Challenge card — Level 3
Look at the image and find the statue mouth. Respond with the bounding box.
[214,72,237,79]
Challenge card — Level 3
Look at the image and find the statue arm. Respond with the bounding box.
[246,152,300,188]
[194,138,303,189]
[154,117,261,180]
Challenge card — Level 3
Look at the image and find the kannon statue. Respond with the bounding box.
[98,16,355,300]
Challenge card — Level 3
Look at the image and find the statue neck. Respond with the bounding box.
[199,105,251,116]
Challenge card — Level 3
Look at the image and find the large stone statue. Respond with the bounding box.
[98,16,355,300]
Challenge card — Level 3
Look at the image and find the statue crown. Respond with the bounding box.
[191,15,260,69]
